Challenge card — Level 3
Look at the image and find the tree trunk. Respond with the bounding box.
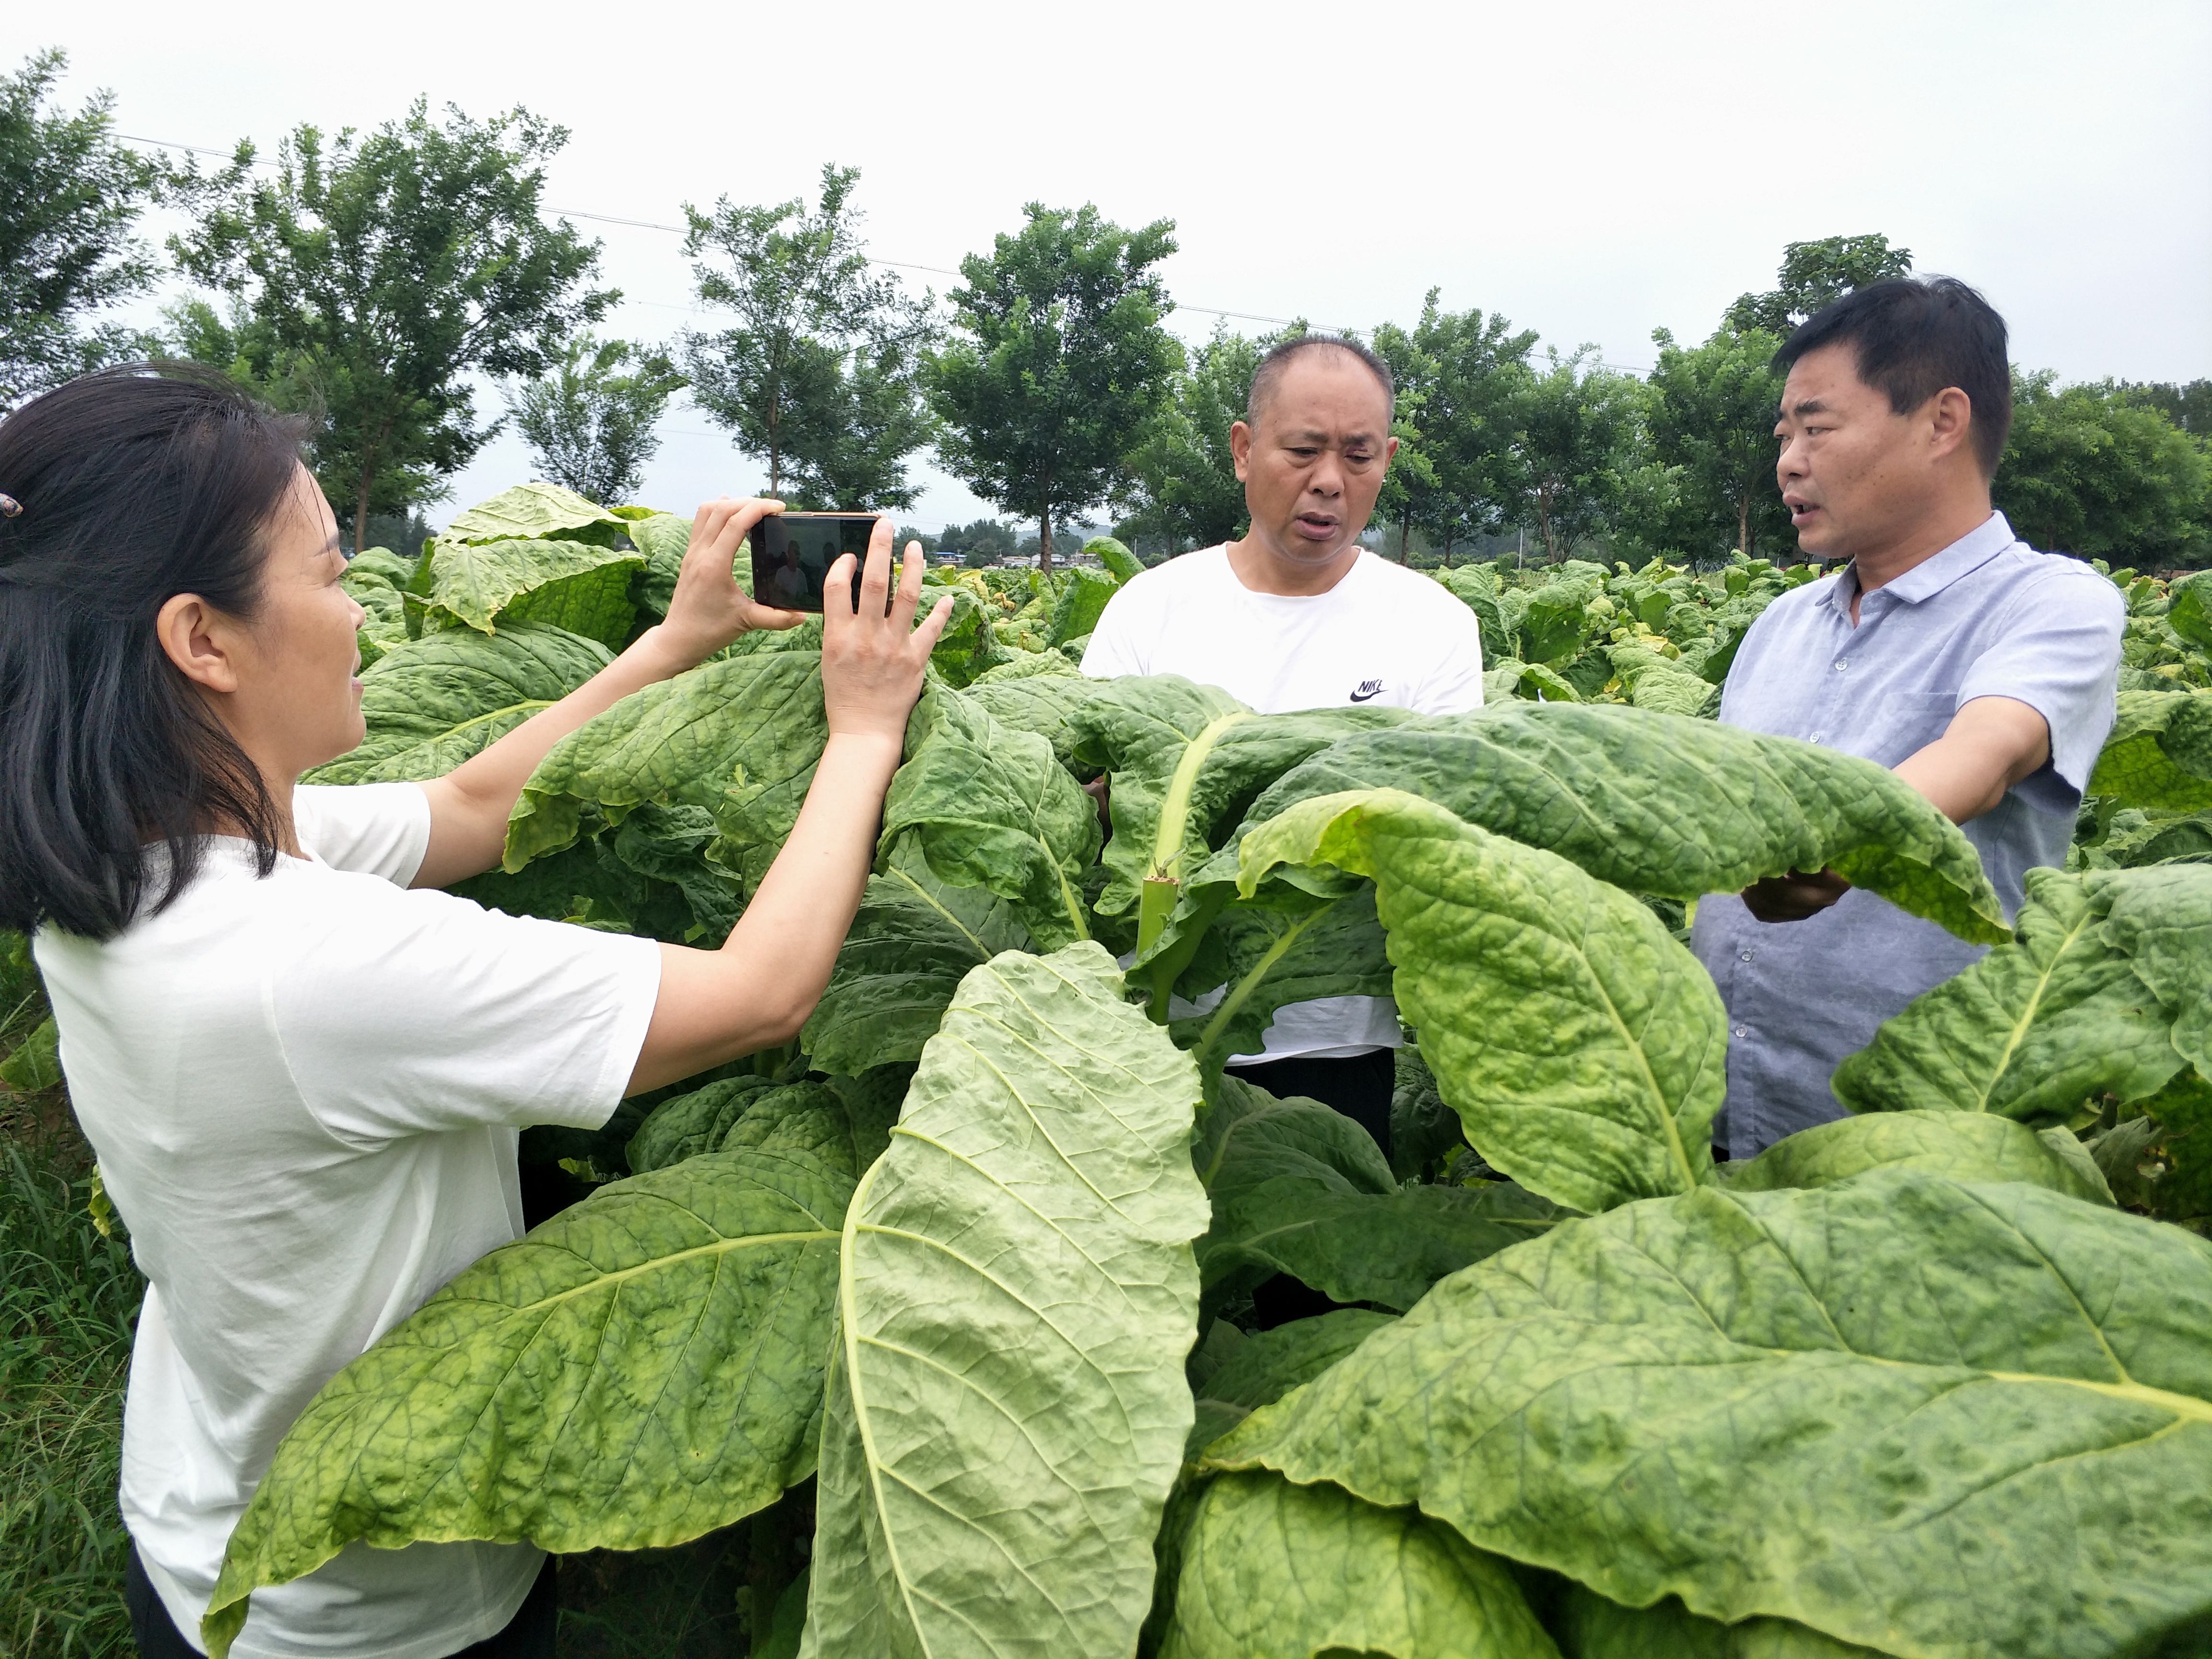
[1738,493,1751,559]
[354,472,372,559]
[1039,502,1054,572]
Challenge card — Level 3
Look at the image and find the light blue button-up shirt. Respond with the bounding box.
[1690,512,2125,1157]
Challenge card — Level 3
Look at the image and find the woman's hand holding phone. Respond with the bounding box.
[820,518,953,747]
[624,519,953,1095]
[653,496,807,668]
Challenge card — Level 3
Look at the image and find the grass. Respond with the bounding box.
[0,1107,139,1659]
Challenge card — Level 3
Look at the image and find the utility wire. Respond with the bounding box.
[112,130,1577,352]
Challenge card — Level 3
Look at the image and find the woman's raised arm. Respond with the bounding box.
[409,497,802,890]
[625,521,950,1092]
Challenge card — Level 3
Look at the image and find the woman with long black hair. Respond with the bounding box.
[0,366,949,1658]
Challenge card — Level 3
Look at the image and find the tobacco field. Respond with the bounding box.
[9,482,2212,1659]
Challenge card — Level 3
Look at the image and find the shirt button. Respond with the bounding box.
[1834,659,1848,671]
[1740,950,1754,962]
[1732,1025,1749,1039]
[1810,732,1826,744]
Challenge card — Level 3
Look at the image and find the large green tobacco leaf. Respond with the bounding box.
[1194,1074,1554,1311]
[877,688,1101,950]
[628,1078,899,1181]
[1066,678,1412,919]
[1724,1109,2113,1205]
[505,649,827,872]
[421,534,645,644]
[924,585,1012,686]
[627,1075,782,1172]
[341,549,412,670]
[801,835,1031,1076]
[1202,1176,1553,1314]
[444,481,626,544]
[1192,1311,1397,1419]
[1833,866,2210,1125]
[202,1146,854,1659]
[1207,1172,2212,1659]
[2089,690,2212,811]
[1553,1586,1888,1659]
[1208,705,2008,946]
[1238,789,1724,1214]
[2097,863,2212,1075]
[965,673,1117,770]
[306,622,612,785]
[1046,564,1119,646]
[1168,889,1394,1073]
[800,944,1210,1659]
[1157,1471,1561,1659]
[601,802,748,941]
[625,512,694,617]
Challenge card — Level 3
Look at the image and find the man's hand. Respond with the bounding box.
[1082,774,1111,839]
[1741,867,1852,922]
[654,496,806,668]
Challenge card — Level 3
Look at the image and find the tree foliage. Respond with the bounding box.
[681,163,933,510]
[1996,371,2210,566]
[1375,292,1540,561]
[1123,319,1266,553]
[1724,233,1913,336]
[174,98,614,552]
[1492,348,1647,563]
[0,48,239,410]
[1645,324,1794,562]
[928,202,1183,569]
[503,334,684,505]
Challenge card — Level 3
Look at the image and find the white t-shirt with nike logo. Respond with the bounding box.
[1081,544,1485,1059]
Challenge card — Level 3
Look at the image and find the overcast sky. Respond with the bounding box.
[46,0,2212,530]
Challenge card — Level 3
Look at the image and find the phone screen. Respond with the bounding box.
[747,514,880,613]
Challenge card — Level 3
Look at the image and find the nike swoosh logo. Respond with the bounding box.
[1350,687,1383,702]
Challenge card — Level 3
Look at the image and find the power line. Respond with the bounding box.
[110,130,1373,342]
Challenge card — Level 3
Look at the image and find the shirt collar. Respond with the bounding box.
[1832,512,2018,611]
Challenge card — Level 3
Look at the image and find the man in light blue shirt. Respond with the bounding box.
[1691,277,2125,1157]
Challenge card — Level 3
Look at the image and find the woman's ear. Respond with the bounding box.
[156,592,242,694]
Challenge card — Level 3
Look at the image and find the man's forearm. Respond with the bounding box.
[1892,695,2052,827]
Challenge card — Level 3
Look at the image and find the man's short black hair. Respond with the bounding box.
[1247,333,1395,427]
[1775,276,2013,475]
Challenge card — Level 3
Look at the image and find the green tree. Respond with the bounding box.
[2122,379,2212,438]
[927,203,1182,570]
[1995,371,2209,566]
[175,98,614,552]
[682,164,933,508]
[1645,324,1793,561]
[1726,234,1913,336]
[1376,292,1539,562]
[1494,347,1648,563]
[0,48,240,409]
[502,334,685,505]
[1123,320,1275,553]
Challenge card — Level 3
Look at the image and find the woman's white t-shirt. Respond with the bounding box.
[34,784,662,1658]
[1081,546,1485,1061]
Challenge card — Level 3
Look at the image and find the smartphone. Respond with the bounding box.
[747,513,885,613]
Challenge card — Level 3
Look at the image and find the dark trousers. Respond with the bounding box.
[126,1548,558,1659]
[1227,1046,1396,1165]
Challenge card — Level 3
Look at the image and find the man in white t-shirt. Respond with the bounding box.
[1082,334,1484,1162]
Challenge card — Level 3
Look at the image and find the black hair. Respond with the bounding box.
[0,365,310,939]
[1775,277,2013,475]
[1247,332,1396,426]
